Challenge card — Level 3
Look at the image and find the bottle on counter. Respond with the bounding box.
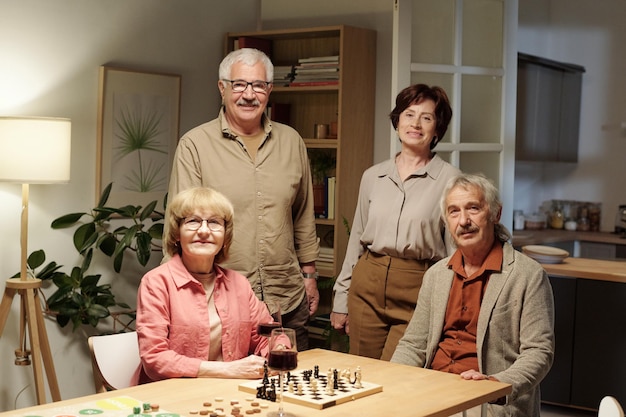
[577,206,590,231]
[550,201,564,229]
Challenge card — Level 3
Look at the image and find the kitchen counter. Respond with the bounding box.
[540,257,626,283]
[512,229,626,247]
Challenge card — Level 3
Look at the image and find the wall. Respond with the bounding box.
[516,0,626,231]
[0,0,258,410]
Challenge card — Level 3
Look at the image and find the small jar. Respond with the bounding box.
[577,207,590,231]
[550,203,564,229]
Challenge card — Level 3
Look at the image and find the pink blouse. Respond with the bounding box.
[133,254,271,384]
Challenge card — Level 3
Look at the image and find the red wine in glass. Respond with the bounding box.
[257,322,281,337]
[268,350,298,371]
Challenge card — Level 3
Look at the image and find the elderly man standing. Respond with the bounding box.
[167,48,320,350]
[391,173,554,417]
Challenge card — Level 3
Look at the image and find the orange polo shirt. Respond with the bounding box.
[430,241,504,374]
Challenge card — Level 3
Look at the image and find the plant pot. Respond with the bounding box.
[313,184,326,217]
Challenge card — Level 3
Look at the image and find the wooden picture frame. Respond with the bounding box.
[96,65,181,210]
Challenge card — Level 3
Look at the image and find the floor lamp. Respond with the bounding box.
[0,116,71,405]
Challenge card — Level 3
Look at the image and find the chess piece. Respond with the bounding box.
[288,381,294,393]
[355,366,363,389]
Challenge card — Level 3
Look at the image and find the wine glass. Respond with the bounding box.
[267,327,298,417]
[258,299,282,337]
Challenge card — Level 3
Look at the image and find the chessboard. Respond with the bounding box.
[238,366,383,410]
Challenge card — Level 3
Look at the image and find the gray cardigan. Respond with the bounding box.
[391,243,555,417]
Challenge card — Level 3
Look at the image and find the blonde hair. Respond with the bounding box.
[165,187,234,263]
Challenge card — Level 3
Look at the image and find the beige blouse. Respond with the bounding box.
[332,154,461,314]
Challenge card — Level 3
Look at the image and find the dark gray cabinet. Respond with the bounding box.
[543,276,626,409]
[516,53,585,162]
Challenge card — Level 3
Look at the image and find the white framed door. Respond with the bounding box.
[391,0,518,230]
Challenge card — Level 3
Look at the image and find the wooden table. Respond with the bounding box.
[539,257,626,283]
[0,349,511,417]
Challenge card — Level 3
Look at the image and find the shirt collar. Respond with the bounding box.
[448,239,504,280]
[218,106,272,140]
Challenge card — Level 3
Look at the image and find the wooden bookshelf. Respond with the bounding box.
[225,25,376,279]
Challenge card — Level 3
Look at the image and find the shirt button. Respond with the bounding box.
[457,340,462,345]
[259,240,264,244]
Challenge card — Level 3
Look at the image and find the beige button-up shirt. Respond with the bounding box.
[168,109,319,314]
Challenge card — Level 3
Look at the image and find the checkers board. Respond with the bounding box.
[238,368,383,410]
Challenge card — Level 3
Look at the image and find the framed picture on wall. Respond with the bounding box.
[96,65,181,210]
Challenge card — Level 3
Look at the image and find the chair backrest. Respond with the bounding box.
[88,331,140,393]
[599,396,625,417]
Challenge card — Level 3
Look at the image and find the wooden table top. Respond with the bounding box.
[1,349,511,417]
[540,257,626,283]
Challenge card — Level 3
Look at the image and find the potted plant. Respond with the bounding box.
[16,182,164,331]
[308,149,336,218]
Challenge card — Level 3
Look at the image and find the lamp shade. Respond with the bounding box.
[0,116,71,183]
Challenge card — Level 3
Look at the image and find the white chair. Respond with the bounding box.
[599,396,625,417]
[88,331,140,393]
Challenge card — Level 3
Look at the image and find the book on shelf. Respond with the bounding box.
[266,102,291,125]
[289,80,339,87]
[235,36,272,56]
[325,176,336,220]
[298,55,339,64]
[295,67,339,74]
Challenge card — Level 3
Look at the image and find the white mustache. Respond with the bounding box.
[457,225,479,236]
[236,98,261,107]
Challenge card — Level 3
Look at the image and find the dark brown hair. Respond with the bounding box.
[389,84,452,149]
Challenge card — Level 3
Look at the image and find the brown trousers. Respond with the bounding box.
[348,250,431,361]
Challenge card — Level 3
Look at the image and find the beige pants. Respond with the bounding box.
[347,250,431,360]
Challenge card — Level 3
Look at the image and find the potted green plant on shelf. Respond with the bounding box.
[308,149,336,218]
[15,182,164,331]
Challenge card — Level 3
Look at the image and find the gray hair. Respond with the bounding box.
[218,48,274,82]
[440,173,512,243]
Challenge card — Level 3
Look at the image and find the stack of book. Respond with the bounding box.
[273,65,294,87]
[317,246,335,273]
[290,55,339,87]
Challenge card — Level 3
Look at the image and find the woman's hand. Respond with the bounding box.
[330,312,349,334]
[198,355,269,379]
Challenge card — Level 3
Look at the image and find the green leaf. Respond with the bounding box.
[51,212,86,229]
[136,232,152,266]
[97,234,117,257]
[97,183,113,208]
[113,251,124,273]
[140,200,158,221]
[148,223,164,240]
[87,304,111,319]
[27,250,46,269]
[74,223,97,253]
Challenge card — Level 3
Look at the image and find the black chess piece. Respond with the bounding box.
[263,361,270,385]
[314,365,319,378]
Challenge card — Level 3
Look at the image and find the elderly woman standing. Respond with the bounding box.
[331,84,462,360]
[133,187,272,384]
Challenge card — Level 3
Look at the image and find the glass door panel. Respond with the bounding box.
[460,74,502,143]
[411,0,456,65]
[459,152,501,188]
[462,0,504,68]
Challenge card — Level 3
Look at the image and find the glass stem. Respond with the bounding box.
[278,371,284,416]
